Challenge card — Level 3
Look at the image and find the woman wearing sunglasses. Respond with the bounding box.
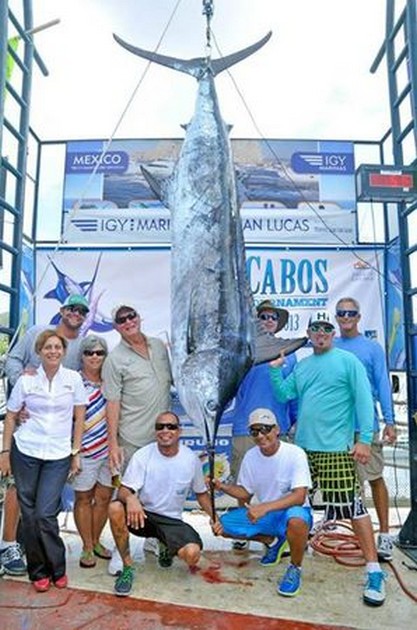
[71,335,114,569]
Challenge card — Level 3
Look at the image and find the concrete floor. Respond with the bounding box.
[1,509,416,630]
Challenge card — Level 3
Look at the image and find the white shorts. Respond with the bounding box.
[71,455,113,492]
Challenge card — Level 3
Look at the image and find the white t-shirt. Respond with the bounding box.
[122,442,206,519]
[7,364,87,460]
[238,441,311,507]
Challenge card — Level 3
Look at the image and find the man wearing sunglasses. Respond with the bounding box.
[102,303,172,574]
[222,300,298,553]
[108,411,214,597]
[1,293,90,577]
[212,408,312,598]
[270,310,388,608]
[334,297,396,562]
[102,304,172,472]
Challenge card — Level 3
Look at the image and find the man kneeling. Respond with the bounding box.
[108,411,213,596]
[213,408,312,597]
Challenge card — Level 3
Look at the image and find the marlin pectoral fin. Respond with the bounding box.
[253,331,308,364]
[141,166,170,206]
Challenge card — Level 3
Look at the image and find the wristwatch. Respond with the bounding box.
[71,447,80,456]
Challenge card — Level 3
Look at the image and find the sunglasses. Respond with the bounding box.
[259,312,279,322]
[309,323,334,334]
[336,310,359,318]
[155,423,180,432]
[115,311,137,325]
[249,424,275,437]
[83,349,106,357]
[65,305,88,316]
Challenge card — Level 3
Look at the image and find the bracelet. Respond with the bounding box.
[0,449,10,454]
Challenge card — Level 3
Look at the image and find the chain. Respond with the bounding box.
[202,0,214,53]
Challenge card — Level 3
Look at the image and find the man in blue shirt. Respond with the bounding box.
[334,297,396,562]
[222,300,297,552]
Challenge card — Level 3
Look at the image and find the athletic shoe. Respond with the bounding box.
[33,577,51,593]
[54,575,68,589]
[143,537,159,556]
[363,571,386,607]
[277,564,302,597]
[260,536,289,567]
[0,543,27,576]
[158,542,173,568]
[108,548,123,576]
[114,565,135,597]
[232,540,249,552]
[377,534,393,562]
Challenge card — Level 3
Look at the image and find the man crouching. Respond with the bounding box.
[108,411,213,596]
[212,408,312,597]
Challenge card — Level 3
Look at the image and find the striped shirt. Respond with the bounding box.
[80,375,109,460]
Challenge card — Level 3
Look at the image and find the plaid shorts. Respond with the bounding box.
[307,450,367,521]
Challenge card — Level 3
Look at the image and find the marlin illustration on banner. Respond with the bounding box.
[44,254,113,334]
[113,31,307,455]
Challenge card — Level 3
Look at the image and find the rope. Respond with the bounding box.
[209,29,399,292]
[5,0,184,355]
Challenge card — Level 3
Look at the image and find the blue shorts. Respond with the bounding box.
[220,505,313,539]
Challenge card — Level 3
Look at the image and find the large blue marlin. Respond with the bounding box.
[114,32,306,447]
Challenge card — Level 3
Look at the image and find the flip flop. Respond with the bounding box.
[93,542,112,560]
[79,550,96,568]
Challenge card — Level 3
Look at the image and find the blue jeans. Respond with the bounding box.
[11,440,70,581]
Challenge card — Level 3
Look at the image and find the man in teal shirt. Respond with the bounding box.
[270,310,387,609]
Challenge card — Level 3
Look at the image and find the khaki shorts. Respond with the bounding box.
[71,455,113,492]
[355,431,384,483]
[231,436,254,481]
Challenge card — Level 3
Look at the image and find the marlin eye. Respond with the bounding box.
[206,400,217,413]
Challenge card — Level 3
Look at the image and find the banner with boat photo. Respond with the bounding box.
[62,138,356,245]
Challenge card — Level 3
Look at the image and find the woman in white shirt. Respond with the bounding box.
[0,329,87,593]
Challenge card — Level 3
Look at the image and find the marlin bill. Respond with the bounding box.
[113,32,307,444]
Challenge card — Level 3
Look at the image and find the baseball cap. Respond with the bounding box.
[111,303,138,322]
[308,310,335,328]
[62,294,89,312]
[248,408,278,427]
[256,300,289,333]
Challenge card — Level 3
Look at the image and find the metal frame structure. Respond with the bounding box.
[370,0,417,558]
[1,1,417,552]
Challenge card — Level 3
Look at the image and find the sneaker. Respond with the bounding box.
[363,571,386,607]
[260,536,289,567]
[158,542,173,568]
[0,543,27,576]
[54,575,68,589]
[277,564,302,597]
[377,534,393,562]
[108,548,123,576]
[33,577,51,593]
[114,565,135,597]
[232,540,249,553]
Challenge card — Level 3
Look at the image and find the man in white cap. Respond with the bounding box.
[1,293,90,576]
[222,300,298,552]
[212,407,312,598]
[102,304,172,472]
[270,310,387,608]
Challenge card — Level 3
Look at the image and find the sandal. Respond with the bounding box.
[79,550,96,568]
[93,542,112,560]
